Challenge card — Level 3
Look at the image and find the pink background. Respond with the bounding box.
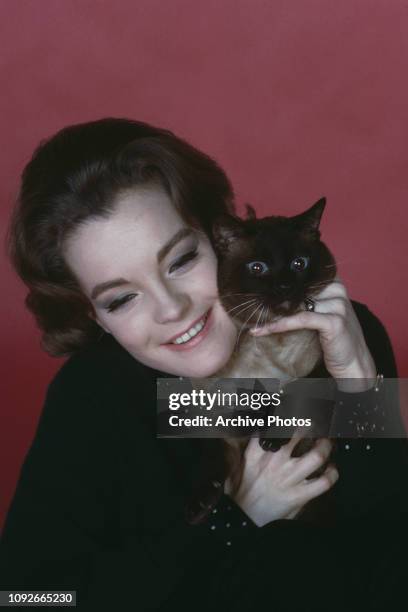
[1,0,407,529]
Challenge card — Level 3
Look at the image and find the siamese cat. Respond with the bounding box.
[212,197,336,382]
[211,198,337,480]
[187,199,338,524]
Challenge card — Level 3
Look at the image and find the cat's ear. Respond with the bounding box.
[211,213,246,253]
[245,203,257,220]
[292,197,326,235]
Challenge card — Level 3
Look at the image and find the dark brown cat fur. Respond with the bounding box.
[207,198,338,523]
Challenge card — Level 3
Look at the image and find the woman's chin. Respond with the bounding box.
[186,353,234,379]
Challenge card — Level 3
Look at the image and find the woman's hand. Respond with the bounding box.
[250,278,377,390]
[225,431,338,527]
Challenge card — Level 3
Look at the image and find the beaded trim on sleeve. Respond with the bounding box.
[329,373,386,439]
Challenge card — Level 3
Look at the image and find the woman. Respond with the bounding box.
[0,117,407,611]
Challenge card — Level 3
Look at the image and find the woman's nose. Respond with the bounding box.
[151,286,191,325]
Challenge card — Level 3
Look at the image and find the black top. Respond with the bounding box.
[1,301,407,612]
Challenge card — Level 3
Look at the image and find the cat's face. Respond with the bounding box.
[212,198,336,327]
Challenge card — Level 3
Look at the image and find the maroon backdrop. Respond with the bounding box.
[1,0,407,530]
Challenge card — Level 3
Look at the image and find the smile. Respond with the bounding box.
[172,315,207,344]
[163,308,213,351]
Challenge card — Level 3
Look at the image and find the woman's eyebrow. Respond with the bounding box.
[157,227,194,263]
[91,227,195,300]
[91,278,130,300]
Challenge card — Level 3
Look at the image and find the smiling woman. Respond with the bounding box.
[61,184,237,377]
[1,117,408,612]
[7,118,235,359]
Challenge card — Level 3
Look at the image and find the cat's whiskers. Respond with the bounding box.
[308,278,338,292]
[252,304,267,351]
[226,298,258,317]
[219,291,260,296]
[234,302,263,352]
[324,257,355,269]
[308,282,330,291]
[228,300,260,323]
[261,304,282,326]
[218,292,260,301]
[225,297,258,309]
[261,305,269,326]
[255,304,267,330]
[263,304,276,326]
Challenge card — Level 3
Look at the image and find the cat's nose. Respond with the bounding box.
[275,283,293,297]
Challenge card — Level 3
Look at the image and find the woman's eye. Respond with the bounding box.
[169,248,198,273]
[105,294,137,313]
[246,261,269,276]
[290,256,309,272]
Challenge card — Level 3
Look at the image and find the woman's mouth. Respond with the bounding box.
[163,308,213,351]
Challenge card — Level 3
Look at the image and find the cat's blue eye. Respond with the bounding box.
[290,256,309,272]
[246,261,269,275]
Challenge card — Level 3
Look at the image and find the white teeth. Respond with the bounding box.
[172,315,207,344]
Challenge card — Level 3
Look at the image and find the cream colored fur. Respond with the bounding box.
[216,328,322,384]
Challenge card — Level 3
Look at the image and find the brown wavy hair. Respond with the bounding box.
[6,116,245,523]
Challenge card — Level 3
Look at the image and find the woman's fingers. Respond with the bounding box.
[249,310,333,337]
[298,463,339,502]
[245,435,271,465]
[280,428,307,455]
[231,434,340,525]
[287,438,333,483]
[305,296,348,316]
[249,277,349,337]
[248,296,351,337]
[312,277,348,300]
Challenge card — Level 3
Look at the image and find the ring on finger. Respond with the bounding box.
[304,297,316,312]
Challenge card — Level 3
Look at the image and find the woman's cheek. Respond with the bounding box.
[196,259,219,293]
[112,315,146,350]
